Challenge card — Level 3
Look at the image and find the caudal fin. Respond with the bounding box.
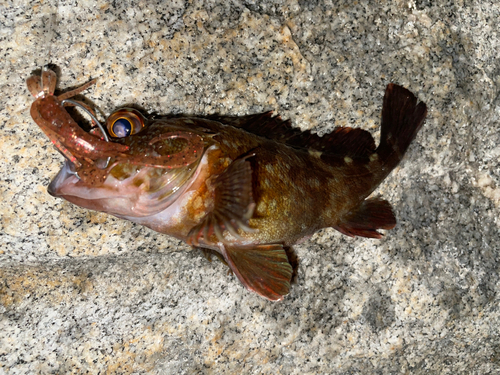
[377,84,427,170]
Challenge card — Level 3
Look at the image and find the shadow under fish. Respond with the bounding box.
[27,69,427,301]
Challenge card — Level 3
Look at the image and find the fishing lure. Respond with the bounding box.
[27,69,427,300]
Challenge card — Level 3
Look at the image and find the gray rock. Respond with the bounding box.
[1,0,499,373]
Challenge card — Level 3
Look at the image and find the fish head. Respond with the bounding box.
[28,69,206,218]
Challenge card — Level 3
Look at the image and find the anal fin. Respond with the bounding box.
[335,198,396,239]
[222,244,293,301]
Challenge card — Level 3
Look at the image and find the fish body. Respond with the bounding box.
[27,70,427,300]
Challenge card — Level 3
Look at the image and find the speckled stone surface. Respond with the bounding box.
[1,0,500,373]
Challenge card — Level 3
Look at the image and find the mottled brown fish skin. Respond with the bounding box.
[182,121,377,245]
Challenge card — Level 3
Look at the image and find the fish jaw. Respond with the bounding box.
[48,157,202,219]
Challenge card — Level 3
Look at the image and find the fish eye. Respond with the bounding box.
[106,108,145,138]
[112,118,132,137]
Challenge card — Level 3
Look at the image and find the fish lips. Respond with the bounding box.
[47,160,126,215]
[47,157,201,218]
[48,160,78,198]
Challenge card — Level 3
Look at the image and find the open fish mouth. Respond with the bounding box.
[47,159,79,198]
[47,154,203,218]
[45,159,134,216]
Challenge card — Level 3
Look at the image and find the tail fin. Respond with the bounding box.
[377,84,427,170]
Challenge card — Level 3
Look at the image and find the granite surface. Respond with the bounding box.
[1,0,500,373]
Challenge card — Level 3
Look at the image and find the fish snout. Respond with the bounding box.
[47,160,77,197]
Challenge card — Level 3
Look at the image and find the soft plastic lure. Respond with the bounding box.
[27,69,204,185]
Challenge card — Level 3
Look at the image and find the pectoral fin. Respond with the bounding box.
[188,156,255,246]
[221,244,293,301]
[335,198,396,239]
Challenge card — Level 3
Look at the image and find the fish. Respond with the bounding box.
[27,69,427,301]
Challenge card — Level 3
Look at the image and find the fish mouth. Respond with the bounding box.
[48,159,79,198]
[47,159,145,217]
[46,159,114,214]
[47,155,202,218]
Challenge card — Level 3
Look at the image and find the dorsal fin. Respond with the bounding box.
[286,127,375,158]
[206,112,298,142]
[207,111,375,158]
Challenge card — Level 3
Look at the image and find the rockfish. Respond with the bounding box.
[27,69,427,300]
